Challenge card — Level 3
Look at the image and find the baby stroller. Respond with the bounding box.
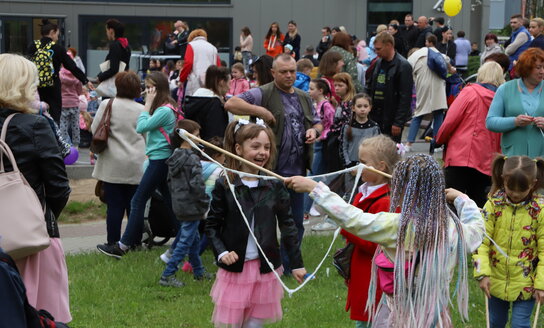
[142,189,179,248]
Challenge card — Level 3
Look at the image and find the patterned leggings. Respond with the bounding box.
[59,107,80,147]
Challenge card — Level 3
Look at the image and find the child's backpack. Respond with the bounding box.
[31,40,56,88]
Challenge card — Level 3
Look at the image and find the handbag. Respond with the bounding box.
[89,98,114,154]
[94,180,106,203]
[0,114,50,260]
[332,242,355,280]
[95,60,126,98]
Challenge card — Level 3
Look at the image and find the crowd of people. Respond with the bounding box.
[3,12,544,328]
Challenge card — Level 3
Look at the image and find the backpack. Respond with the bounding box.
[0,250,62,328]
[426,48,448,80]
[158,103,184,145]
[31,40,56,88]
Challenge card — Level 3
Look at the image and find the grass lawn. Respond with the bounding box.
[58,201,106,224]
[67,235,490,327]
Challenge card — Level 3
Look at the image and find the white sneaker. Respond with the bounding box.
[311,221,338,231]
[160,249,172,264]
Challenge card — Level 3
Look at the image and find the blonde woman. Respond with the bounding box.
[529,17,544,50]
[436,61,505,207]
[0,54,72,323]
[283,20,301,60]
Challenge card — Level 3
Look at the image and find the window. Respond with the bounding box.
[367,0,413,37]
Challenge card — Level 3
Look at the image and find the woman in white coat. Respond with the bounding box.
[92,71,146,246]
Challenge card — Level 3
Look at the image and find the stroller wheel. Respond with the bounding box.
[150,237,170,246]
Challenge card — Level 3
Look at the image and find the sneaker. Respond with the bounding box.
[311,221,338,231]
[194,272,214,281]
[97,243,126,259]
[182,261,193,273]
[160,249,172,264]
[159,275,185,288]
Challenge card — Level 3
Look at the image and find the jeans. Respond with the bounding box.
[242,51,252,73]
[489,296,535,328]
[103,182,138,244]
[120,159,175,247]
[407,109,444,143]
[281,187,305,274]
[162,220,204,278]
[304,141,325,213]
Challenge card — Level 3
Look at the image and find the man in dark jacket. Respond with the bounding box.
[316,26,332,61]
[399,14,419,51]
[415,16,433,48]
[365,32,413,143]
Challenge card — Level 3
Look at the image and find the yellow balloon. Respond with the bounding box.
[444,0,462,17]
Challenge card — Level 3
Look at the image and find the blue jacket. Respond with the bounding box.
[294,72,311,92]
[509,27,532,64]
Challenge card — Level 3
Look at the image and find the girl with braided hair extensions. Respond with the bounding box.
[286,154,485,328]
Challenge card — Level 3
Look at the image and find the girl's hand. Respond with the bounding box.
[285,176,318,193]
[145,86,156,106]
[479,276,491,298]
[515,114,534,127]
[292,268,307,284]
[534,289,544,303]
[219,251,239,265]
[445,188,464,204]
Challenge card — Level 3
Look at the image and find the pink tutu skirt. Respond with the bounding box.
[15,238,71,323]
[210,259,284,327]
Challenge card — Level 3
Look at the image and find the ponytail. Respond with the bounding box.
[346,112,355,141]
[534,157,544,191]
[489,154,507,196]
[312,78,338,107]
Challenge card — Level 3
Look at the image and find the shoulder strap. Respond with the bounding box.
[1,113,17,142]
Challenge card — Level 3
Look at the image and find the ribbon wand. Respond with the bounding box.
[176,128,285,181]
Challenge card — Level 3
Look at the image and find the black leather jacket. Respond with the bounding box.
[205,176,303,273]
[365,53,414,131]
[0,109,71,238]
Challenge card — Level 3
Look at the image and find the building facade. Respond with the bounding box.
[0,0,496,75]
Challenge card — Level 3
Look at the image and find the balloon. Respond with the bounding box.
[64,147,79,165]
[444,0,462,17]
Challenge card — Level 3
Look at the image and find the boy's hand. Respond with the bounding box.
[219,251,239,265]
[479,276,491,298]
[292,268,307,284]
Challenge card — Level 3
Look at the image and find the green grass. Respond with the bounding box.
[58,201,106,224]
[66,235,489,327]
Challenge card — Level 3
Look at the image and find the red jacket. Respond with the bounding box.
[436,83,501,176]
[340,184,389,322]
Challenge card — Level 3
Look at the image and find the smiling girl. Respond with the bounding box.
[206,120,307,328]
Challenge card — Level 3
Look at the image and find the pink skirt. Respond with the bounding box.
[15,238,72,323]
[210,259,284,327]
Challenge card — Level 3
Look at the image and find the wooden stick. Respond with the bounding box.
[178,129,286,181]
[533,301,541,328]
[177,129,393,181]
[364,165,392,179]
[485,296,490,328]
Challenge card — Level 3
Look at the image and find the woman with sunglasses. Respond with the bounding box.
[97,72,179,258]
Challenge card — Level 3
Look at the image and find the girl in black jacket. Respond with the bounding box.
[26,19,89,123]
[206,120,306,328]
[97,19,131,84]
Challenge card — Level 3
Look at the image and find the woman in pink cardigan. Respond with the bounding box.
[436,61,505,207]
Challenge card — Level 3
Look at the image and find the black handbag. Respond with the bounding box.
[332,242,355,280]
